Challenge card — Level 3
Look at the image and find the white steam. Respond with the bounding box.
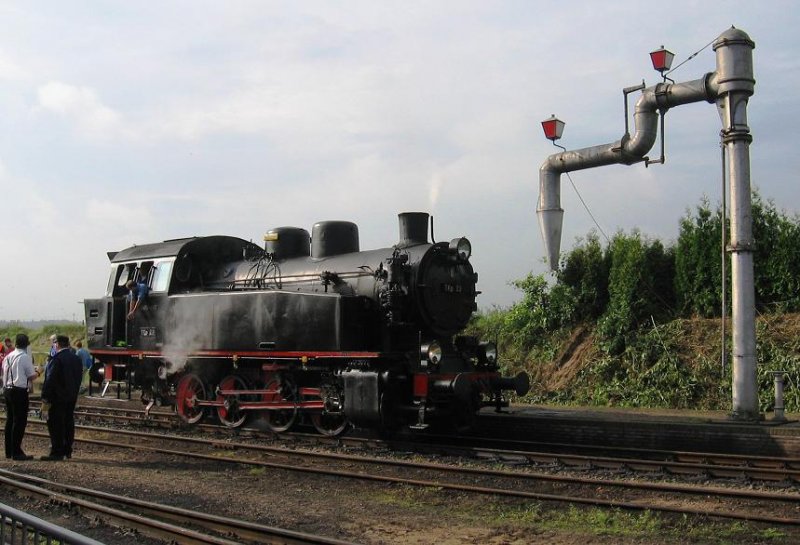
[161,301,213,376]
[429,172,444,211]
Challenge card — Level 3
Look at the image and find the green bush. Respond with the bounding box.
[470,191,800,411]
[597,232,675,354]
[675,194,800,317]
[752,195,800,312]
[675,198,724,317]
[0,323,86,364]
[556,233,609,323]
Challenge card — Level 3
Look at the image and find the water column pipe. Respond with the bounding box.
[714,29,757,420]
[536,28,758,420]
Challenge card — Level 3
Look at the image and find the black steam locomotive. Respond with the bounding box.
[84,212,528,435]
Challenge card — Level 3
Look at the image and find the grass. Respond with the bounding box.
[1,322,86,364]
[370,487,791,544]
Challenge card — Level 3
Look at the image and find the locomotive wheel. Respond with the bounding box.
[89,362,105,385]
[310,412,349,437]
[378,392,401,436]
[216,375,250,428]
[175,373,206,425]
[262,378,298,433]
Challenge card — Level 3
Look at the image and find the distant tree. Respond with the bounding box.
[675,193,800,316]
[751,194,800,312]
[675,198,723,317]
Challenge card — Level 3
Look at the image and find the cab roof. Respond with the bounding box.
[109,236,262,263]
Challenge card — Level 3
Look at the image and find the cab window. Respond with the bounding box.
[151,260,174,292]
[139,261,154,283]
[107,263,137,296]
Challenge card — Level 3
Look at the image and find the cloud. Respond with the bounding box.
[36,81,122,138]
[84,198,158,247]
[0,2,798,321]
[0,52,27,81]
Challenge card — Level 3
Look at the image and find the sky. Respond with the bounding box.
[0,2,798,321]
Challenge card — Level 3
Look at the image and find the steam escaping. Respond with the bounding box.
[429,172,443,211]
[161,301,214,376]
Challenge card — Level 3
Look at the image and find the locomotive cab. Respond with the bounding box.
[85,256,175,350]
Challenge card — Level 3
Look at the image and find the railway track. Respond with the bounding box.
[55,401,800,485]
[0,467,355,545]
[12,418,800,527]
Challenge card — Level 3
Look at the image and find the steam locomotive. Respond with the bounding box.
[84,212,529,435]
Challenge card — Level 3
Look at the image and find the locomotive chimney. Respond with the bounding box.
[398,212,429,246]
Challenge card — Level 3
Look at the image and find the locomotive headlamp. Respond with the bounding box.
[421,341,442,366]
[449,237,472,260]
[478,341,498,364]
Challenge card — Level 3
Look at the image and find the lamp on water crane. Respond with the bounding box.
[649,45,674,74]
[541,115,565,142]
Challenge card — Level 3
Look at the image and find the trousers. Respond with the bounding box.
[46,399,77,458]
[3,387,30,458]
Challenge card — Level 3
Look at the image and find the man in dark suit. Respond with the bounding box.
[40,335,84,461]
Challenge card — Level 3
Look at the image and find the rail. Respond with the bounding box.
[0,501,105,545]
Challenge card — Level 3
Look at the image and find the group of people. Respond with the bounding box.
[2,333,91,461]
[2,273,145,460]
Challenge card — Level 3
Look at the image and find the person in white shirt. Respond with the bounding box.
[3,334,39,460]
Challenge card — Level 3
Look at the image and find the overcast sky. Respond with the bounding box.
[0,2,798,321]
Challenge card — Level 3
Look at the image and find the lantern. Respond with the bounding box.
[649,46,674,74]
[541,115,565,142]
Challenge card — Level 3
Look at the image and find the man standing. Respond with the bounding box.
[47,334,57,360]
[40,335,83,461]
[74,340,93,393]
[43,334,57,381]
[3,334,39,460]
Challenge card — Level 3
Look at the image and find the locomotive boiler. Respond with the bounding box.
[84,212,529,435]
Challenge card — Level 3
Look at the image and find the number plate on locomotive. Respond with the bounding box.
[440,283,464,293]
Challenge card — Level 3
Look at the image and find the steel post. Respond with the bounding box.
[772,372,786,422]
[714,28,757,420]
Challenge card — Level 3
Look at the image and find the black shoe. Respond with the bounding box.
[39,454,64,461]
[12,454,33,461]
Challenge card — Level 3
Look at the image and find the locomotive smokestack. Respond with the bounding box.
[398,212,429,246]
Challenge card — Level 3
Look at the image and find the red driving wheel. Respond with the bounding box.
[175,373,206,425]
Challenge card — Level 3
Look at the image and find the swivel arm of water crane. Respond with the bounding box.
[537,73,717,270]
